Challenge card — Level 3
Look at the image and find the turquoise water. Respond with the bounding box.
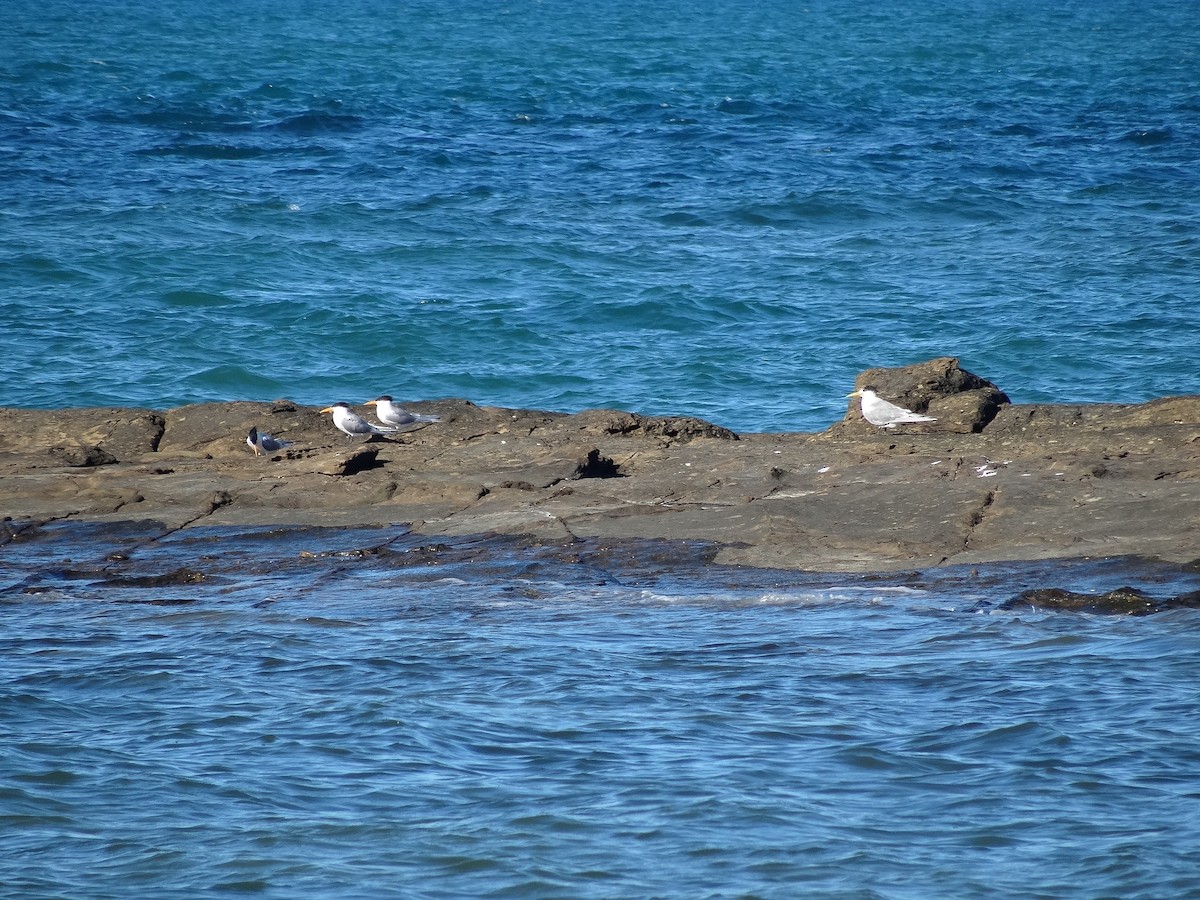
[4,2,1200,895]
[4,524,1200,898]
[2,0,1197,431]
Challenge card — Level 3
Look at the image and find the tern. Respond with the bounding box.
[246,426,292,457]
[320,402,399,439]
[847,388,937,429]
[364,395,440,428]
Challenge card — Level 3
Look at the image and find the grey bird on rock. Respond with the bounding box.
[364,395,440,427]
[847,388,937,429]
[247,426,293,456]
[320,402,399,439]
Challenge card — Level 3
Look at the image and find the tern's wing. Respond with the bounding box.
[886,401,936,423]
[864,394,936,426]
[343,413,373,433]
[874,396,915,419]
[389,411,440,425]
[352,413,397,433]
[890,409,936,423]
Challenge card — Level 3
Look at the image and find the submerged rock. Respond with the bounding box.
[997,586,1200,616]
[97,567,209,589]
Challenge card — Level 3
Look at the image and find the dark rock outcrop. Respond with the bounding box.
[828,357,1010,436]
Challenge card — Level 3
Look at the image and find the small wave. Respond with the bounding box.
[135,143,268,160]
[245,82,296,100]
[656,210,710,227]
[1119,126,1172,146]
[553,112,617,127]
[994,123,1039,137]
[160,69,207,83]
[159,290,234,308]
[266,112,365,135]
[182,364,286,394]
[730,195,876,228]
[94,106,252,133]
[716,98,762,116]
[7,255,91,284]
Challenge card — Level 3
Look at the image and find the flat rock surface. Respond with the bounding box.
[2,386,1199,573]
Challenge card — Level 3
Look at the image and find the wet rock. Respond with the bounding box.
[97,567,209,588]
[0,518,37,547]
[997,586,1200,616]
[80,487,145,516]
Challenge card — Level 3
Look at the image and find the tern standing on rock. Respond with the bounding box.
[246,426,292,457]
[364,395,440,428]
[847,388,937,429]
[320,402,399,439]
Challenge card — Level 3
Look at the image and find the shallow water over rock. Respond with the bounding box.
[3,522,1200,897]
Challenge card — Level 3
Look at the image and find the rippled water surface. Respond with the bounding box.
[4,1,1200,894]
[3,0,1198,430]
[4,524,1200,897]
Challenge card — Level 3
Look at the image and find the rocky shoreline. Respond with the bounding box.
[2,358,1198,574]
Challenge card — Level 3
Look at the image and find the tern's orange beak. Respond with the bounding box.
[364,400,378,407]
[319,406,335,414]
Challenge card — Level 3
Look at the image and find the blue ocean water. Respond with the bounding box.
[4,2,1200,896]
[3,524,1200,898]
[2,0,1197,431]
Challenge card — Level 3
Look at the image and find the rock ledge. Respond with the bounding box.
[2,360,1198,573]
